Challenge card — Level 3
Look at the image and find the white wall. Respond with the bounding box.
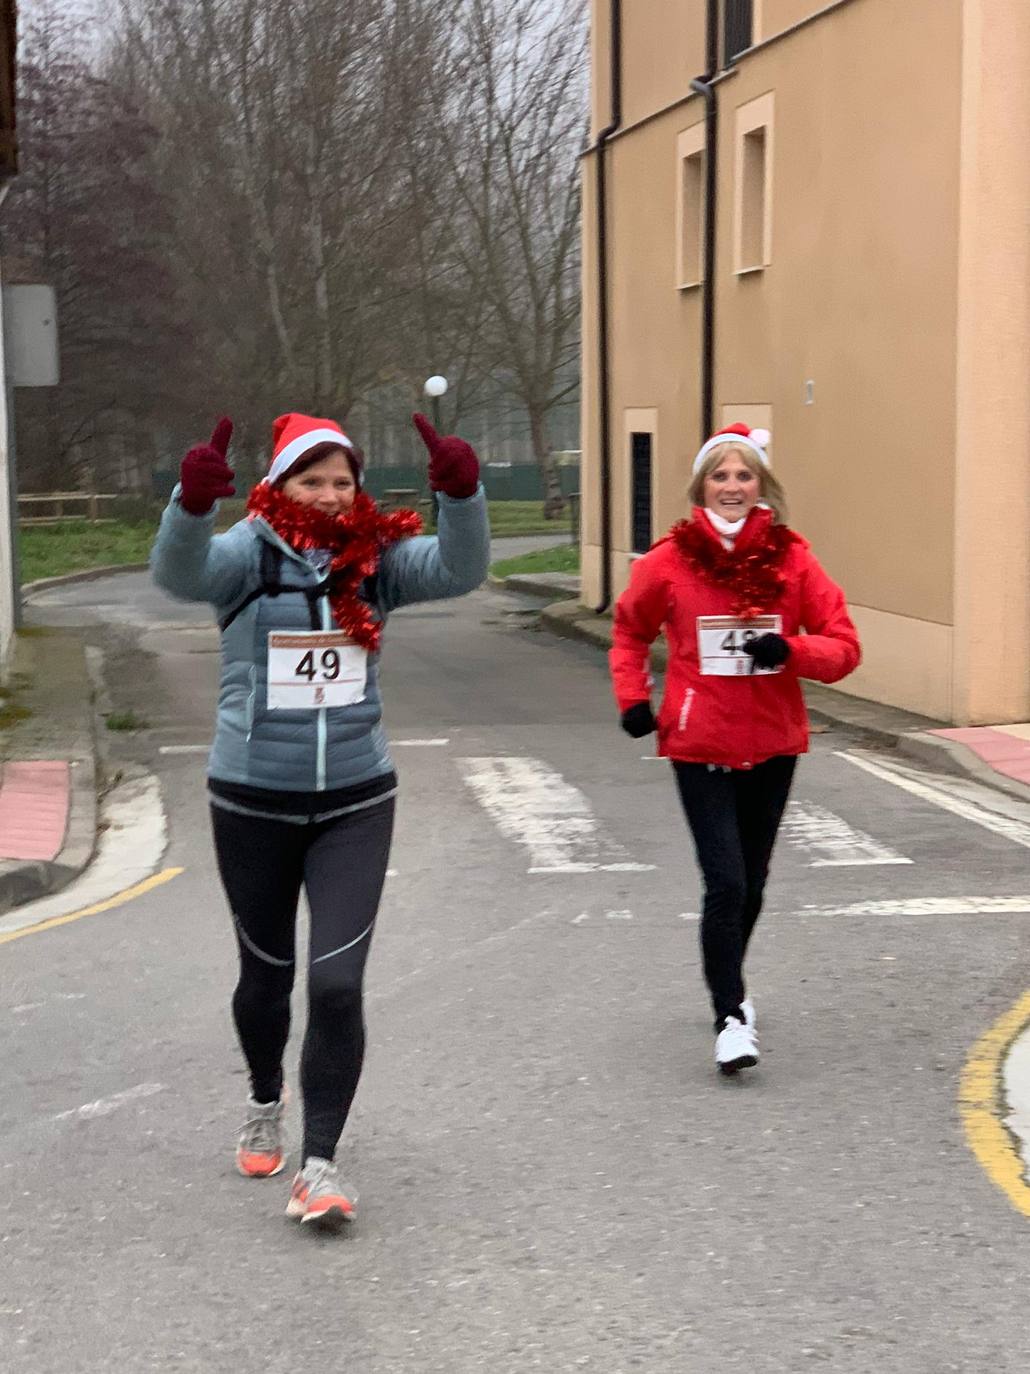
[0,265,15,683]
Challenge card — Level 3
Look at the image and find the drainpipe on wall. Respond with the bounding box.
[690,0,721,443]
[590,0,621,614]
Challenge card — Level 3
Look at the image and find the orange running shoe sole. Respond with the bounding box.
[236,1149,285,1178]
[286,1188,354,1230]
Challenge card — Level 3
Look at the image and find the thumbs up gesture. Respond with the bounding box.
[179,417,236,516]
[412,413,480,500]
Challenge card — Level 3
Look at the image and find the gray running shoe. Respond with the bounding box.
[285,1157,356,1230]
[236,1096,286,1178]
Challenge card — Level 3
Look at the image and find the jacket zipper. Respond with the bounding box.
[678,688,696,732]
[245,666,256,743]
[316,598,330,791]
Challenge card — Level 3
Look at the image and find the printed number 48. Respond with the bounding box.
[720,630,757,653]
[295,649,342,681]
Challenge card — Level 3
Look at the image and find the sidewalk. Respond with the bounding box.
[0,624,98,914]
[500,574,1030,805]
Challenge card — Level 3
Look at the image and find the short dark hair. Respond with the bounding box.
[278,441,364,487]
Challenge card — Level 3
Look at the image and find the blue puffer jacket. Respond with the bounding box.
[150,486,490,792]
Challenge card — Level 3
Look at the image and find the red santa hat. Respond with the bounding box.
[692,422,771,476]
[264,412,360,486]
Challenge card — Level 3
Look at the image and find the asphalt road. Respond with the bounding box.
[5,559,1030,1373]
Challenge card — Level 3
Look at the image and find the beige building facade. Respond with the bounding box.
[581,0,1030,725]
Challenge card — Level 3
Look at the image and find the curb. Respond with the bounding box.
[21,562,150,598]
[525,592,1030,805]
[487,572,580,599]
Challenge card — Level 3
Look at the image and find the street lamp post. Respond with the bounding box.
[423,374,448,432]
[422,376,448,523]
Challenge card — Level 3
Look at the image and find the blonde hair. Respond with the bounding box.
[687,442,788,524]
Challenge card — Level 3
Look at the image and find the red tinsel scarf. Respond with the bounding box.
[246,484,423,651]
[670,507,800,619]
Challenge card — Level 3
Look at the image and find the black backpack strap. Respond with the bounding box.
[303,578,331,629]
[219,542,284,632]
[361,571,379,607]
[219,544,377,634]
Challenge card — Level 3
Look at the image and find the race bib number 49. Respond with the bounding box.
[267,631,368,710]
[697,615,784,676]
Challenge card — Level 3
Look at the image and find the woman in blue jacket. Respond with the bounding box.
[151,410,490,1231]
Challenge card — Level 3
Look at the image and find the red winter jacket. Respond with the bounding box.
[610,508,861,769]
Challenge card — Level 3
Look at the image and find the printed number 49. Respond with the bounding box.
[295,649,342,681]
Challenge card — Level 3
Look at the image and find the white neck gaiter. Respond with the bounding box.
[705,508,747,550]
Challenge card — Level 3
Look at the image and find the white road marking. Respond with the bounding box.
[158,744,208,755]
[606,910,634,920]
[393,738,451,747]
[679,896,1030,920]
[0,770,169,939]
[782,800,912,867]
[838,751,1030,850]
[54,1082,165,1122]
[801,896,1030,916]
[458,757,655,874]
[369,908,558,1005]
[1003,1028,1030,1184]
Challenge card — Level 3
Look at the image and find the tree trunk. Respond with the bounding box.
[530,407,565,518]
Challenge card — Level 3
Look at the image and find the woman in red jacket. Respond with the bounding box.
[610,423,860,1075]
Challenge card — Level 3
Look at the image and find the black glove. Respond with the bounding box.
[744,632,790,670]
[620,701,657,738]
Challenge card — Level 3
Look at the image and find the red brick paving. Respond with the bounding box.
[0,761,71,861]
[930,727,1030,786]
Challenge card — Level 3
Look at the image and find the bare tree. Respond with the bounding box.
[429,0,587,516]
[4,1,187,491]
[8,0,589,497]
[116,0,426,449]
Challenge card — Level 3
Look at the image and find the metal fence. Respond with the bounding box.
[17,492,119,525]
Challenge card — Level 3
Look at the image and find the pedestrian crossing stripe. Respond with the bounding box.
[783,800,912,866]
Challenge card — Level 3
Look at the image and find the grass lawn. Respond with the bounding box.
[490,543,580,579]
[486,500,572,538]
[19,519,159,585]
[17,500,571,584]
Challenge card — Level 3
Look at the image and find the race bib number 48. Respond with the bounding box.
[267,631,368,710]
[697,615,784,676]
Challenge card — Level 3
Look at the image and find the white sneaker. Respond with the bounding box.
[741,998,756,1030]
[715,1017,759,1075]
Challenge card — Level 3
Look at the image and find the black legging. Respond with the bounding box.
[210,796,395,1163]
[673,756,797,1026]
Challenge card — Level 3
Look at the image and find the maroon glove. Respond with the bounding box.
[179,417,236,516]
[412,413,480,499]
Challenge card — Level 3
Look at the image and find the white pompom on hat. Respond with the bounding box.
[692,423,771,476]
[264,412,360,486]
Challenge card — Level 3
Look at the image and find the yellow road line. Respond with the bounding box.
[0,868,184,947]
[959,990,1030,1218]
